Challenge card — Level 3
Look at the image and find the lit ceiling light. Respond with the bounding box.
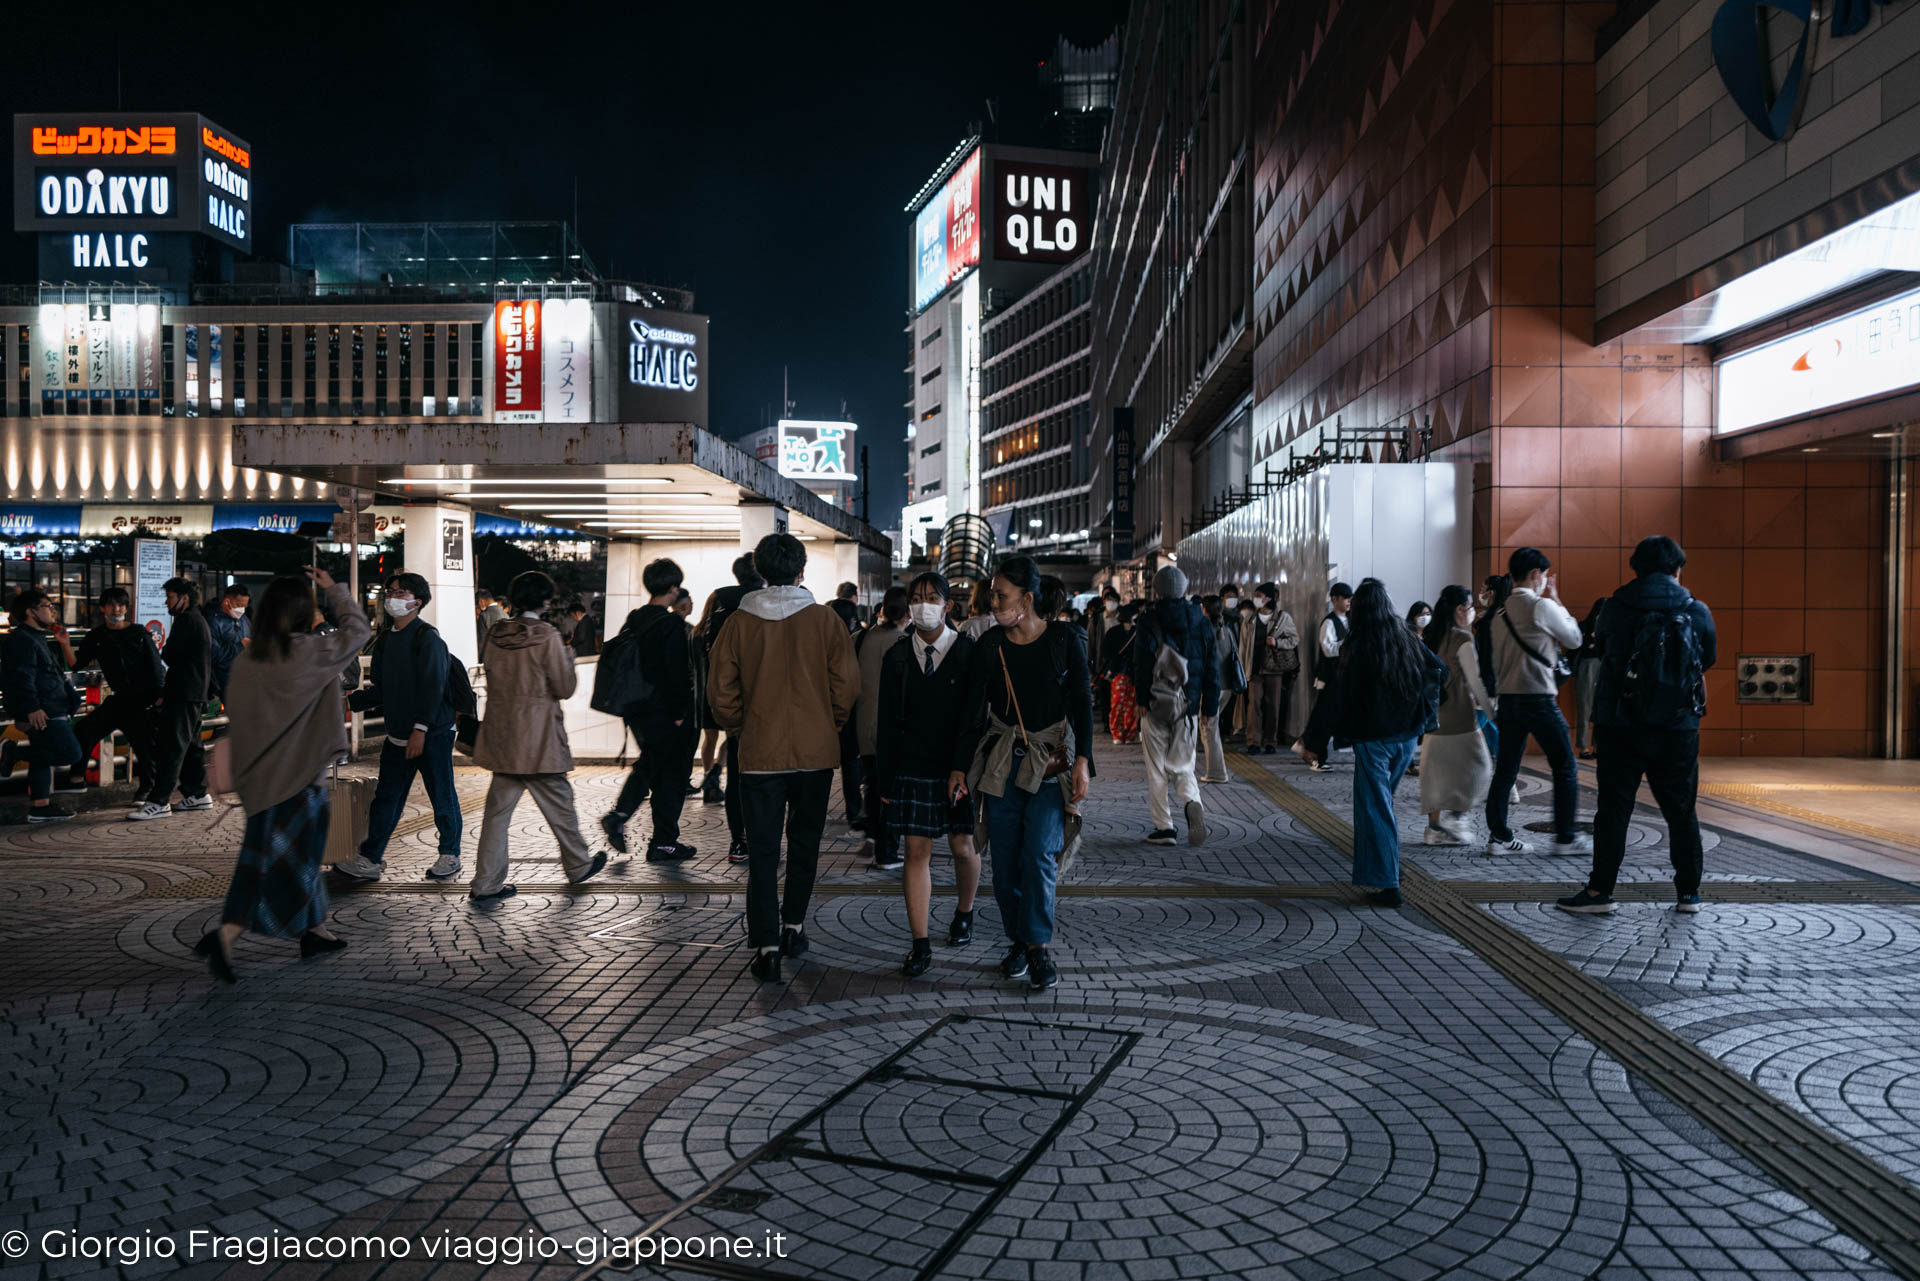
[383,476,673,486]
[1802,446,1821,452]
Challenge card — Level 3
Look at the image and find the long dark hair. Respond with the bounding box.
[250,575,318,661]
[1342,578,1426,710]
[1423,584,1473,654]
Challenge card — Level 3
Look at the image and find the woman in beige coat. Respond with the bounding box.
[469,570,606,901]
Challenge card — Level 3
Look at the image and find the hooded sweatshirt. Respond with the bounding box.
[473,615,577,775]
[705,585,859,773]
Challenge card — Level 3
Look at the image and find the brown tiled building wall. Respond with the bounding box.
[1251,0,1892,754]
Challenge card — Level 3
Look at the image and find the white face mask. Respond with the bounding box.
[1253,597,1269,611]
[1222,596,1238,609]
[384,597,417,619]
[1417,613,1433,628]
[228,605,246,619]
[909,602,945,631]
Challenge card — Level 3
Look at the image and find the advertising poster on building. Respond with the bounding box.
[491,300,542,423]
[134,538,175,646]
[86,309,113,400]
[617,306,709,428]
[541,298,592,423]
[777,420,857,482]
[912,148,982,312]
[64,302,88,400]
[136,303,159,400]
[1111,407,1135,563]
[35,306,61,404]
[992,159,1092,264]
[111,305,137,399]
[82,505,214,538]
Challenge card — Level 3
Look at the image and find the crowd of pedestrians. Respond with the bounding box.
[2,526,1719,986]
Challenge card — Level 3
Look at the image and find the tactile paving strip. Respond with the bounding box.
[1229,750,1920,1279]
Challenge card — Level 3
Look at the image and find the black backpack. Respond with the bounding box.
[393,622,477,717]
[1621,602,1706,727]
[591,612,672,717]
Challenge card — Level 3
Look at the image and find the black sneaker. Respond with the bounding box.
[902,943,932,978]
[947,912,974,947]
[0,739,16,778]
[1027,947,1058,991]
[1556,887,1616,915]
[1000,943,1030,980]
[26,804,75,823]
[749,950,782,983]
[874,848,904,871]
[780,925,808,959]
[53,776,89,795]
[599,812,628,855]
[728,838,749,865]
[702,775,724,805]
[1364,887,1403,908]
[1145,828,1178,846]
[646,842,696,862]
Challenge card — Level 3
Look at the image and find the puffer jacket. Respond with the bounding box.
[473,615,576,774]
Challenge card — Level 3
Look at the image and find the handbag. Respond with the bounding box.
[999,645,1072,780]
[1501,609,1573,687]
[454,712,481,756]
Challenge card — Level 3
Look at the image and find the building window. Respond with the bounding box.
[920,366,942,385]
[161,325,173,416]
[469,321,483,415]
[446,324,460,414]
[921,404,941,420]
[183,323,199,417]
[350,324,365,416]
[326,324,340,414]
[921,441,942,457]
[397,324,411,416]
[422,322,436,416]
[231,324,244,415]
[302,325,317,416]
[374,324,388,416]
[255,324,269,417]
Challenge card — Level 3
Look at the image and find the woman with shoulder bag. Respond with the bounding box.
[950,556,1093,993]
[1245,582,1301,753]
[196,569,371,983]
[1418,586,1495,846]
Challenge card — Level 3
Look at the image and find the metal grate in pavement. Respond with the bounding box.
[1229,749,1920,1279]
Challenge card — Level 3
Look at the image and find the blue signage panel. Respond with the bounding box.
[474,515,565,537]
[0,504,83,536]
[211,504,339,534]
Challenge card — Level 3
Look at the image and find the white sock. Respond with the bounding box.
[758,945,780,956]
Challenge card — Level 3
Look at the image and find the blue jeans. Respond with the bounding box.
[1486,694,1577,842]
[360,727,461,860]
[17,717,82,801]
[986,753,1065,946]
[1351,737,1416,889]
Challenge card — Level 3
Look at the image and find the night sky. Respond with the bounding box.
[2,0,1124,530]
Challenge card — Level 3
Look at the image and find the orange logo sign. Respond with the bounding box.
[201,126,250,169]
[1790,338,1842,372]
[31,125,177,156]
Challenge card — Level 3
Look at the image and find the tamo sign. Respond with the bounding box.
[777,420,857,483]
[993,160,1092,264]
[616,306,710,427]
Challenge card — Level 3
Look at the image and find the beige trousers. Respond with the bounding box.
[471,772,593,894]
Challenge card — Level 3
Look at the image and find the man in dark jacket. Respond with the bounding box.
[701,554,763,863]
[337,573,461,882]
[205,584,251,703]
[1132,564,1218,847]
[129,578,213,820]
[73,586,165,794]
[1,589,84,821]
[600,557,698,862]
[1557,536,1717,917]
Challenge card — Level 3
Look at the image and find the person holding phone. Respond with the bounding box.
[1485,548,1587,855]
[876,572,982,977]
[950,556,1093,993]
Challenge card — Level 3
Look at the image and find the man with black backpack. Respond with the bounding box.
[1132,564,1218,846]
[337,573,466,881]
[597,557,698,862]
[1557,536,1716,915]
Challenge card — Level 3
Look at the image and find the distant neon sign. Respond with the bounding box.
[628,319,699,392]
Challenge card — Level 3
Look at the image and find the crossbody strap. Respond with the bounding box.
[997,644,1033,752]
[1500,608,1557,671]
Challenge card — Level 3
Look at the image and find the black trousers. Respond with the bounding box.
[740,769,832,948]
[74,695,157,786]
[616,718,696,848]
[146,698,207,804]
[858,754,896,861]
[838,720,864,823]
[1589,725,1704,898]
[723,735,744,842]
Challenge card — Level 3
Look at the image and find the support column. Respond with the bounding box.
[739,502,788,551]
[403,504,478,672]
[605,539,646,637]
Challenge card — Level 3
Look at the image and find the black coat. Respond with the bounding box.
[161,606,212,705]
[620,604,696,732]
[77,624,165,705]
[2,626,73,720]
[874,630,976,794]
[1592,574,1717,730]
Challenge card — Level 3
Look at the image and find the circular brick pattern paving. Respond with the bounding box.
[515,995,1627,1280]
[0,985,566,1234]
[1489,902,1920,985]
[795,895,1363,987]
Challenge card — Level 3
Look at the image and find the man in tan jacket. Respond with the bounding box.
[707,532,859,982]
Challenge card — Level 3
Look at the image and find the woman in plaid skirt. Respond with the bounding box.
[201,569,372,982]
[876,572,982,977]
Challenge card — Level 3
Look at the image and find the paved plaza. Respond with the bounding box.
[5,744,1920,1281]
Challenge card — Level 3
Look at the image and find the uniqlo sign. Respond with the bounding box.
[492,300,542,422]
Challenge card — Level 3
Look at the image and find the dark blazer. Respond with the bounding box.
[160,606,212,705]
[874,630,975,794]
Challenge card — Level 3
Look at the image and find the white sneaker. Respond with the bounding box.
[1487,834,1532,854]
[127,802,173,821]
[425,854,462,880]
[1510,786,1522,806]
[174,793,213,812]
[332,853,384,881]
[1424,824,1466,846]
[1551,834,1594,856]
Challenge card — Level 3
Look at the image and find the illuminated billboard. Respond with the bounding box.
[992,159,1092,265]
[616,306,709,428]
[12,113,254,254]
[777,420,857,483]
[912,148,981,312]
[484,298,595,426]
[1717,282,1920,435]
